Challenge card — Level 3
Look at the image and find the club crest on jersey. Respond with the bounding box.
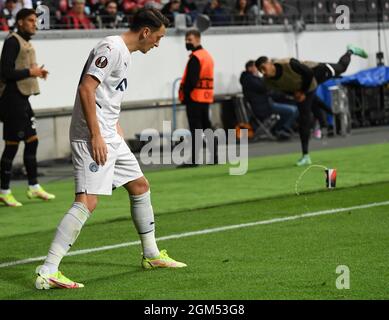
[95,56,108,68]
[116,78,128,91]
[89,162,99,172]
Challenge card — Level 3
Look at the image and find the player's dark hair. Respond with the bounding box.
[130,8,170,32]
[245,60,255,71]
[255,56,269,69]
[16,8,37,22]
[185,29,201,39]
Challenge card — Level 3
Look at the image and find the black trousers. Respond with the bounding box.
[297,92,315,155]
[0,87,36,141]
[0,88,38,189]
[185,101,217,164]
[312,52,352,84]
[311,52,351,130]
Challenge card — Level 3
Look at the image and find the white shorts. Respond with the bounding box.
[71,138,143,195]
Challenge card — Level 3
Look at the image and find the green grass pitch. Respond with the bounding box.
[0,143,388,299]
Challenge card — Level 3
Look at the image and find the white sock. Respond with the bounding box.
[130,190,159,259]
[29,184,40,191]
[42,202,90,274]
[0,189,11,195]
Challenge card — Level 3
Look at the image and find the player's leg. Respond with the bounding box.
[35,141,116,289]
[0,113,24,206]
[0,140,21,206]
[347,44,368,59]
[113,139,186,269]
[123,177,187,269]
[313,48,359,85]
[184,101,203,166]
[311,96,327,139]
[327,51,352,78]
[201,104,218,164]
[24,134,55,201]
[327,45,368,79]
[20,105,55,200]
[35,193,95,289]
[296,92,315,166]
[124,176,158,258]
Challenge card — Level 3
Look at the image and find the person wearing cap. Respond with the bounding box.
[0,8,55,207]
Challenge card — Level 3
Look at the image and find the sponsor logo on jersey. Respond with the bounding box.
[95,56,108,68]
[115,78,128,91]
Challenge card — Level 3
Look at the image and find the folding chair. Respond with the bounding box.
[235,94,278,141]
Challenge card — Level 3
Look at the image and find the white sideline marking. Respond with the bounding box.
[1,200,389,269]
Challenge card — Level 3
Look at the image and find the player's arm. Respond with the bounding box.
[78,74,108,166]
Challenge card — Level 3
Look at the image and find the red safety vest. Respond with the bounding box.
[179,48,214,103]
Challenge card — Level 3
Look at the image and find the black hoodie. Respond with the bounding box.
[239,71,272,120]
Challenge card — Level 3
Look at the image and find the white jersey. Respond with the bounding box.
[70,35,130,143]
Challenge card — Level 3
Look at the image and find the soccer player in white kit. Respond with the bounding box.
[35,8,186,290]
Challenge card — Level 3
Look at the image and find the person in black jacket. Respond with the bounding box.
[240,60,298,140]
[0,9,55,207]
[178,29,216,167]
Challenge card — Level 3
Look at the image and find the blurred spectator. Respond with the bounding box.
[90,0,108,15]
[262,0,283,16]
[161,0,181,25]
[203,0,230,26]
[62,0,94,29]
[161,0,193,26]
[121,0,142,14]
[14,0,33,11]
[120,0,162,14]
[232,0,258,25]
[0,0,17,31]
[96,0,125,28]
[142,0,162,10]
[89,0,106,25]
[54,0,71,28]
[182,0,198,24]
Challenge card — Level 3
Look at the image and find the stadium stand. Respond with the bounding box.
[0,0,385,29]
